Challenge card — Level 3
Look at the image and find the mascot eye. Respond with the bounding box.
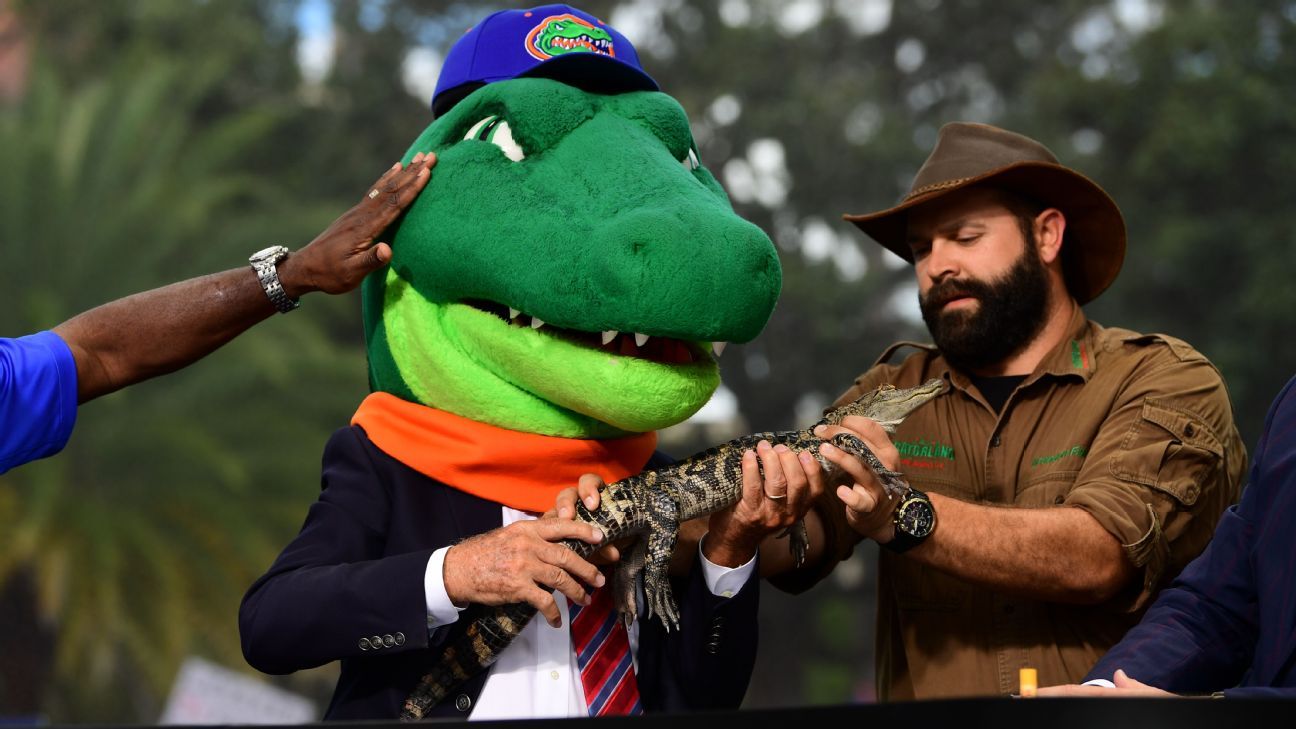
[681,148,700,171]
[463,116,525,162]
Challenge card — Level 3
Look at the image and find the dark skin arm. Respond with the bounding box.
[52,153,435,404]
[817,416,1134,604]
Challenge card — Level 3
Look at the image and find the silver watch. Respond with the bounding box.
[249,245,299,313]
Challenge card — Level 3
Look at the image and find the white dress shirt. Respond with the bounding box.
[422,506,755,720]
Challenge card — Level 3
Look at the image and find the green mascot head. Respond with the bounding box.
[362,4,781,439]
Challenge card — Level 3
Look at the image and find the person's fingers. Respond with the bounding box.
[532,556,591,608]
[756,440,787,500]
[533,518,604,545]
[818,441,875,486]
[539,543,604,591]
[588,543,621,566]
[799,450,826,501]
[577,473,604,511]
[552,486,580,520]
[774,444,807,516]
[739,449,764,511]
[836,483,878,514]
[524,585,563,627]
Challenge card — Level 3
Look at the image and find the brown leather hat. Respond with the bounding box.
[843,122,1126,304]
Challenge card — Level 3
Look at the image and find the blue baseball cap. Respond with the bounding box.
[432,4,659,117]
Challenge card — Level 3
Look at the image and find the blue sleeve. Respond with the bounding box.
[0,331,79,475]
[1086,375,1296,692]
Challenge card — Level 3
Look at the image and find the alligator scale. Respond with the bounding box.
[400,378,943,720]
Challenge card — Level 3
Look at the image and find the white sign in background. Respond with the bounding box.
[158,657,317,725]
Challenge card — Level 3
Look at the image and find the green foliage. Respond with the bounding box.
[0,53,362,723]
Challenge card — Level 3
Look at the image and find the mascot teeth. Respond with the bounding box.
[601,330,618,345]
[530,317,545,330]
[711,342,727,357]
[634,333,650,347]
[509,307,521,320]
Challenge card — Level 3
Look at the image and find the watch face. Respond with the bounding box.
[896,496,935,538]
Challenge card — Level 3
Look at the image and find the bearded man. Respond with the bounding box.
[791,122,1248,698]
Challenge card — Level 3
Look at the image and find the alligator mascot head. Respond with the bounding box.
[352,4,780,509]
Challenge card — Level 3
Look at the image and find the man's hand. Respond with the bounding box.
[813,416,903,543]
[278,152,435,298]
[1036,670,1177,698]
[442,518,606,628]
[546,474,626,566]
[703,440,827,567]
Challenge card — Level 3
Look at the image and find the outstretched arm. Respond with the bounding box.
[53,154,434,403]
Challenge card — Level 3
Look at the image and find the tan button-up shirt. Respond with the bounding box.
[822,309,1246,699]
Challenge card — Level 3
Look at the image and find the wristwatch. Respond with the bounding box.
[249,245,299,313]
[883,487,936,554]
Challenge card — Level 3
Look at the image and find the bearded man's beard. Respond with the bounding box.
[919,244,1051,373]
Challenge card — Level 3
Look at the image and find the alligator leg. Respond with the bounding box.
[830,432,910,498]
[642,492,681,631]
[614,536,647,626]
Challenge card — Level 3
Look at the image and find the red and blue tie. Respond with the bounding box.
[568,582,643,716]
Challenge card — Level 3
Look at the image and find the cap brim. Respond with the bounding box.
[842,162,1126,305]
[519,53,659,96]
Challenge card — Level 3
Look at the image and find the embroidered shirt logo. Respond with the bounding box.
[894,437,955,471]
[1031,444,1089,467]
[525,14,616,61]
[1071,340,1089,370]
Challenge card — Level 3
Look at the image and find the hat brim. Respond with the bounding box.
[843,162,1126,305]
[519,52,658,95]
[433,53,659,117]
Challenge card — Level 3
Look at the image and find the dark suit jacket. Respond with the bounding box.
[1086,375,1296,697]
[240,426,759,720]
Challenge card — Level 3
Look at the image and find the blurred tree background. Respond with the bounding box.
[0,0,1292,722]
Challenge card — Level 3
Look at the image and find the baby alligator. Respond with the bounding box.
[401,378,944,720]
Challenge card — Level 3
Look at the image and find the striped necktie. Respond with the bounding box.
[568,583,643,716]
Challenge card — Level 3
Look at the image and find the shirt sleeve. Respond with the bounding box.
[1064,345,1245,611]
[697,534,757,598]
[424,546,466,629]
[0,331,79,475]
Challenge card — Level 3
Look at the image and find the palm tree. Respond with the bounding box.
[0,56,369,721]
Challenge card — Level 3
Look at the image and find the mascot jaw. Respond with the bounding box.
[463,299,721,365]
[383,275,720,437]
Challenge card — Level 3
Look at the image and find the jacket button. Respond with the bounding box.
[383,634,396,647]
[454,694,472,712]
[705,640,720,655]
[370,635,383,649]
[394,632,406,646]
[359,638,372,651]
[990,435,1001,447]
[1184,423,1196,438]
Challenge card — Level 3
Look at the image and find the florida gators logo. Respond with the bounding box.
[525,14,616,60]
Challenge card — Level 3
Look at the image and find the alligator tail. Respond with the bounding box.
[400,602,539,720]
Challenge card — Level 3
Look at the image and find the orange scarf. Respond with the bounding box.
[351,392,658,513]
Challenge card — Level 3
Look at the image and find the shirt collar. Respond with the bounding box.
[937,305,1096,398]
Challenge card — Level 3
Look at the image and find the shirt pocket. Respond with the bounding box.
[1108,398,1224,506]
[1015,469,1080,507]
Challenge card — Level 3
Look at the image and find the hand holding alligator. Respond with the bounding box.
[703,440,826,567]
[552,440,826,570]
[277,152,436,298]
[442,517,606,628]
[814,416,902,543]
